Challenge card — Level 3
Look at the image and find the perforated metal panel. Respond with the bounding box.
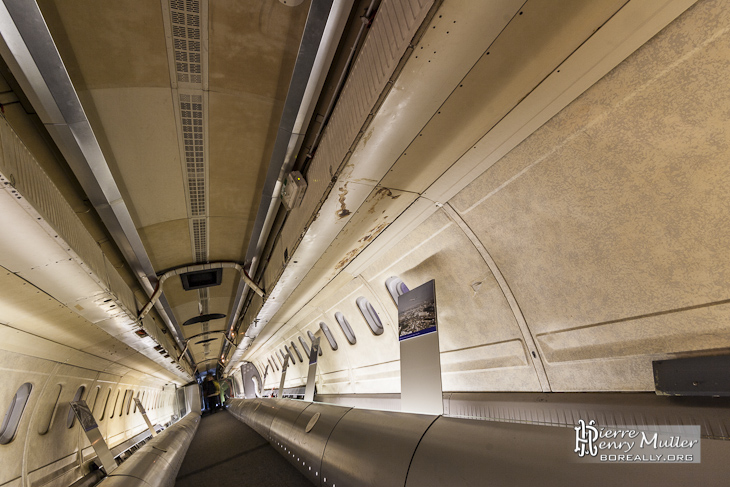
[191,216,207,263]
[164,0,209,266]
[170,0,203,84]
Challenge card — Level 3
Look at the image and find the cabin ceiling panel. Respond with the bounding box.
[0,188,76,273]
[82,88,188,228]
[342,0,525,188]
[379,0,627,194]
[207,91,280,223]
[137,218,193,272]
[207,0,311,98]
[37,0,171,90]
[0,317,179,381]
[207,216,251,263]
[449,0,730,344]
[114,351,169,376]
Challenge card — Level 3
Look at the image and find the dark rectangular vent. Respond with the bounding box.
[180,268,222,290]
[653,355,730,396]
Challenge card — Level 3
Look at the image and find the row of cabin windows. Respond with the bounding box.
[1,382,170,445]
[265,277,408,370]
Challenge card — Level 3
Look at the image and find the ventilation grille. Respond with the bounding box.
[166,0,209,265]
[180,93,205,217]
[198,287,209,315]
[192,217,207,262]
[171,0,202,84]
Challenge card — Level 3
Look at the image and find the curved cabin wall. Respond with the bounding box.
[253,0,730,395]
[0,349,178,487]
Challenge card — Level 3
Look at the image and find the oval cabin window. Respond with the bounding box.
[99,388,111,421]
[0,382,32,445]
[290,341,303,362]
[298,336,311,359]
[318,323,338,351]
[126,390,134,415]
[356,297,384,335]
[385,276,410,305]
[334,312,357,345]
[109,390,119,419]
[284,345,296,364]
[38,384,62,435]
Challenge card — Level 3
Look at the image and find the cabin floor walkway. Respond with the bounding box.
[176,408,312,487]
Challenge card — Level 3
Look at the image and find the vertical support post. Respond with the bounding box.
[278,354,290,397]
[133,398,157,437]
[70,400,118,474]
[398,280,443,415]
[304,336,320,402]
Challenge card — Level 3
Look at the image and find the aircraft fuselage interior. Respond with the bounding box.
[0,0,728,486]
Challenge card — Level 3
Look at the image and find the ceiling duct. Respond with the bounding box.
[137,262,264,322]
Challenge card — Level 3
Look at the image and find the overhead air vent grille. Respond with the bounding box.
[170,0,202,84]
[192,217,207,262]
[164,0,209,266]
[180,94,205,215]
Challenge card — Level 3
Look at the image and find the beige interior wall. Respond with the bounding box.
[0,349,177,487]
[254,0,730,396]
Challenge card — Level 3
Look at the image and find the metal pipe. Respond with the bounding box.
[69,469,105,487]
[98,411,200,487]
[306,0,378,163]
[138,262,265,323]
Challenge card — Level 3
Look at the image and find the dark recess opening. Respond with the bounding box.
[180,269,223,290]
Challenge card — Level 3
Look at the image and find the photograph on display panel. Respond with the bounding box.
[398,279,437,341]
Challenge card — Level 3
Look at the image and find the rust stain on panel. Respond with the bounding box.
[368,187,401,214]
[334,221,390,271]
[336,181,351,218]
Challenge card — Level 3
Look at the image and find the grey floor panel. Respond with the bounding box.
[176,409,312,487]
